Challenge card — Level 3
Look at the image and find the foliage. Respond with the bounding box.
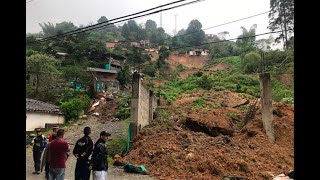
[176,63,185,72]
[268,0,294,49]
[117,64,131,86]
[282,97,294,104]
[271,76,294,101]
[60,98,83,121]
[39,21,78,37]
[107,137,127,158]
[197,75,213,90]
[157,46,170,69]
[142,62,157,77]
[185,19,206,46]
[241,52,262,73]
[194,98,207,108]
[26,53,61,94]
[115,108,131,120]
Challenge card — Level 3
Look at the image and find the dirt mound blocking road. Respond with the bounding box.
[124,90,294,180]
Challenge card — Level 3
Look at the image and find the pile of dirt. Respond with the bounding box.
[168,54,209,69]
[124,90,294,180]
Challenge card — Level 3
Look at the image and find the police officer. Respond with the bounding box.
[73,127,94,180]
[32,128,47,175]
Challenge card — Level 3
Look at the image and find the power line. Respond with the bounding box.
[171,30,288,50]
[155,10,270,44]
[103,10,270,45]
[29,0,202,44]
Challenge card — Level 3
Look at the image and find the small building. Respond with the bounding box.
[140,40,150,47]
[130,42,140,47]
[87,67,119,95]
[26,98,65,132]
[188,49,209,56]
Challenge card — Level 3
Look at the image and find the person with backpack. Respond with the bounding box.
[73,127,94,180]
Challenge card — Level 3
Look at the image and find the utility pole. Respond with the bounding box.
[160,0,162,27]
[174,14,178,36]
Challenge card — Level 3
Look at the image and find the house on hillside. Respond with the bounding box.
[26,98,65,132]
[188,49,209,56]
[87,67,119,95]
[140,40,150,47]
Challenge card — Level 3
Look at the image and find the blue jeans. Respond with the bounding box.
[49,168,65,180]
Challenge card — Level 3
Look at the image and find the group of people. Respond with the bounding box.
[30,125,111,180]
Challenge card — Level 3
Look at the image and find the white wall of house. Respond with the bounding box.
[26,112,65,131]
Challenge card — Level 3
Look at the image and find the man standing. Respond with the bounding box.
[32,128,47,175]
[90,131,111,180]
[73,127,94,180]
[48,125,59,142]
[41,133,57,179]
[49,129,70,180]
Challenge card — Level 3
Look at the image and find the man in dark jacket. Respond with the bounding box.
[89,131,111,180]
[32,128,47,175]
[73,127,94,180]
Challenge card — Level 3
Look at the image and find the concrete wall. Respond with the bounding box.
[130,72,158,141]
[26,112,65,132]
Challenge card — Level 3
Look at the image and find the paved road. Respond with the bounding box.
[26,116,154,180]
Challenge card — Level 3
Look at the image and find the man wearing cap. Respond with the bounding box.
[48,126,59,142]
[31,128,47,175]
[73,127,94,180]
[89,131,111,180]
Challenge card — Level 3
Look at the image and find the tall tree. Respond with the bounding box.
[39,22,77,37]
[184,20,205,46]
[26,53,61,94]
[145,20,157,31]
[268,0,294,49]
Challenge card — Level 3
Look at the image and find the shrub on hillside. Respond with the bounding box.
[107,137,127,158]
[198,75,213,90]
[60,98,83,121]
[241,52,262,73]
[115,108,131,120]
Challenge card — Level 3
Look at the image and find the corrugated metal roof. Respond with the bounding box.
[87,67,118,73]
[26,98,62,114]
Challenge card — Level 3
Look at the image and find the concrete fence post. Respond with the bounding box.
[259,73,275,143]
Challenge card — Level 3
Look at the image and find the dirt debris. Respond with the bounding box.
[124,90,294,180]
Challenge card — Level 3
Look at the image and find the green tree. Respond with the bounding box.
[185,20,205,46]
[97,16,108,23]
[145,20,157,31]
[26,53,61,94]
[39,21,78,37]
[241,52,262,73]
[117,64,131,86]
[157,46,170,69]
[268,0,294,49]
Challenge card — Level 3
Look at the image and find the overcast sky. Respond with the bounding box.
[27,0,279,46]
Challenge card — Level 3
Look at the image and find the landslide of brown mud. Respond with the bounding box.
[168,54,209,69]
[124,90,294,180]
